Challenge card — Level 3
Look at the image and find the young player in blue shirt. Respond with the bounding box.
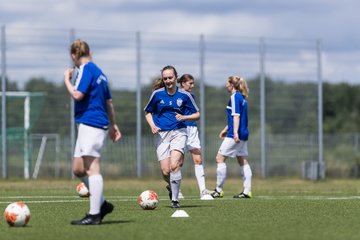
[144,66,200,208]
[64,39,121,225]
[211,75,253,199]
[177,74,213,199]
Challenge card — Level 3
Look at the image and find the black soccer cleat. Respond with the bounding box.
[71,213,101,225]
[233,192,252,199]
[100,200,114,220]
[171,200,181,209]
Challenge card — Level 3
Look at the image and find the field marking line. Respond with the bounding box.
[1,195,360,204]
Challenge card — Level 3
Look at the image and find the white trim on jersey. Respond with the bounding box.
[178,88,199,112]
[229,94,240,116]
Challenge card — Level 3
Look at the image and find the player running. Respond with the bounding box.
[144,66,200,208]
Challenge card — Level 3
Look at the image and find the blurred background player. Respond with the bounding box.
[64,39,121,225]
[144,65,200,208]
[177,74,213,199]
[211,75,253,199]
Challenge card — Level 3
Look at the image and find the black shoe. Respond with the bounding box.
[100,200,114,220]
[71,214,101,225]
[166,185,172,200]
[233,192,252,199]
[171,200,180,208]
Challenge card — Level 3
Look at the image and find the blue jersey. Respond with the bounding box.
[74,62,111,129]
[144,87,199,131]
[226,91,249,140]
[183,92,197,127]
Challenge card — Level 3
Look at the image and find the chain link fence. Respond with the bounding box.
[1,26,351,179]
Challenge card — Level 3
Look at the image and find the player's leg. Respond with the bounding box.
[190,148,210,196]
[211,153,227,198]
[169,150,183,208]
[234,156,252,198]
[159,158,172,200]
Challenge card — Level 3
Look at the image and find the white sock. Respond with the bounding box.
[216,163,227,192]
[170,170,182,201]
[88,175,104,215]
[194,164,206,193]
[242,164,252,194]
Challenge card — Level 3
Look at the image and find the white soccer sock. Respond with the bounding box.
[242,164,252,194]
[88,175,104,215]
[170,170,182,201]
[216,163,227,192]
[194,164,206,193]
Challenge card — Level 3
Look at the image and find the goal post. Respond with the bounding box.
[0,91,46,179]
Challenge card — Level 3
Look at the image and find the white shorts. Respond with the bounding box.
[155,128,187,161]
[186,126,201,151]
[218,137,248,158]
[74,123,108,158]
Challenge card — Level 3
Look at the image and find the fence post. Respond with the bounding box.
[1,25,7,179]
[199,34,206,163]
[136,31,142,178]
[69,29,76,178]
[317,39,325,179]
[259,37,267,178]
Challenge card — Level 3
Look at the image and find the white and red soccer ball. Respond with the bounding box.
[4,202,31,227]
[138,190,159,210]
[76,182,90,197]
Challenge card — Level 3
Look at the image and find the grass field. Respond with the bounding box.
[1,178,360,240]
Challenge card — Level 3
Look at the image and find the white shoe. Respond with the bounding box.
[178,190,185,199]
[200,189,214,200]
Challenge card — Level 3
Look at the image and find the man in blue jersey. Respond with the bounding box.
[144,65,200,208]
[64,39,121,225]
[211,76,253,199]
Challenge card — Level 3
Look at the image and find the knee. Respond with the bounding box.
[73,169,86,178]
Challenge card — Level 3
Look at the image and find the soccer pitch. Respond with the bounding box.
[1,178,360,240]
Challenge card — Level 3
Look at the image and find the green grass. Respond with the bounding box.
[1,178,360,240]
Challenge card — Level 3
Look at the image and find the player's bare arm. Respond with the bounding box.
[145,112,161,134]
[175,111,200,122]
[233,115,240,142]
[219,125,228,139]
[63,68,84,101]
[106,99,121,142]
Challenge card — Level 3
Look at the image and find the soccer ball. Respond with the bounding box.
[4,202,31,227]
[76,182,90,197]
[138,190,159,210]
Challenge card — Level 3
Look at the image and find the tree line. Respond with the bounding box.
[2,77,359,136]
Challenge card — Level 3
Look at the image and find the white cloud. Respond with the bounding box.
[1,0,359,85]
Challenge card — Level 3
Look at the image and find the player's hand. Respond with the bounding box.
[175,113,185,121]
[219,130,227,139]
[150,125,161,135]
[109,124,121,142]
[233,133,240,143]
[64,68,73,82]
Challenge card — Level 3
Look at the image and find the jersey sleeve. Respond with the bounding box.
[144,91,157,113]
[230,93,241,116]
[76,65,92,94]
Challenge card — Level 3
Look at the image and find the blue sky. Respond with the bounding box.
[0,0,359,84]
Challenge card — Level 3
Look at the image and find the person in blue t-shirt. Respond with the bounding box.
[177,74,213,199]
[64,39,121,225]
[211,75,253,199]
[144,66,200,208]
